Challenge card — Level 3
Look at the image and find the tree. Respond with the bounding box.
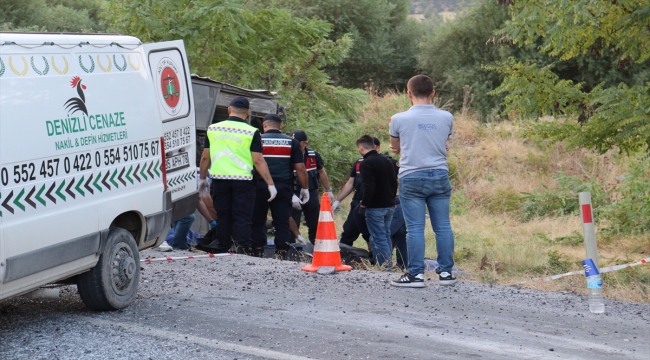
[492,0,650,153]
[0,0,104,32]
[248,0,422,90]
[417,1,513,118]
[103,0,367,185]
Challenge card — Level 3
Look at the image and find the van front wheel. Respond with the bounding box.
[77,228,140,311]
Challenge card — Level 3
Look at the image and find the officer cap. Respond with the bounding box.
[263,114,282,122]
[290,130,308,142]
[229,96,249,109]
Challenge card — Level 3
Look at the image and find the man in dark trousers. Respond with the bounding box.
[289,130,334,244]
[251,114,309,258]
[198,97,276,254]
[356,135,397,267]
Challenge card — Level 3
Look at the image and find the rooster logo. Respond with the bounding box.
[64,76,88,116]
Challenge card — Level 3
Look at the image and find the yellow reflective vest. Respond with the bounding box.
[206,120,256,180]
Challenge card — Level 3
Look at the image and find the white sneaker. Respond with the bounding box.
[390,273,425,288]
[439,271,457,286]
[157,241,172,252]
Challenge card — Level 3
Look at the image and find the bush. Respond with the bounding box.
[519,172,607,221]
[546,250,572,274]
[484,187,521,214]
[450,190,471,215]
[602,158,650,235]
[524,150,551,173]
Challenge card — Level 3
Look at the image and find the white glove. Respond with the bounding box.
[267,185,277,202]
[326,191,334,203]
[300,188,310,204]
[292,195,302,210]
[199,178,209,192]
[332,200,340,212]
[296,235,307,245]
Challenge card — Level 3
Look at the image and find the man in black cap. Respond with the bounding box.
[250,114,309,258]
[289,130,334,244]
[334,137,397,247]
[356,135,397,267]
[199,96,276,254]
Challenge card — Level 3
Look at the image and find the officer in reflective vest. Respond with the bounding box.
[250,114,309,258]
[289,130,334,244]
[199,97,276,254]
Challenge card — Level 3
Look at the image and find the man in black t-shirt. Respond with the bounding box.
[334,137,397,247]
[357,135,397,267]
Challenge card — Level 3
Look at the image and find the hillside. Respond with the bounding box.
[335,91,650,303]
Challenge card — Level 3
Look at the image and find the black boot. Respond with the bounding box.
[235,246,253,255]
[252,247,264,258]
[194,244,230,254]
[275,250,288,260]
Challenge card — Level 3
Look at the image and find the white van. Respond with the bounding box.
[0,32,197,310]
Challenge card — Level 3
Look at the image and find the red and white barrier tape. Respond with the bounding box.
[141,252,648,279]
[544,257,650,281]
[141,253,233,263]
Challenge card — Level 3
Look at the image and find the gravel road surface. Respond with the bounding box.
[1,250,649,359]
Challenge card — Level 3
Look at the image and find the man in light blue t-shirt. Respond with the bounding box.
[388,75,457,288]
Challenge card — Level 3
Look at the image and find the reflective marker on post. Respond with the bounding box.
[581,204,593,224]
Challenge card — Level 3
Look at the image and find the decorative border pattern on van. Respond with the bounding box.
[0,53,143,79]
[166,170,195,189]
[0,160,162,217]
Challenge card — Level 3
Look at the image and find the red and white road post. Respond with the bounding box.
[579,192,600,267]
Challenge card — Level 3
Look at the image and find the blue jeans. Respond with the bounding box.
[169,214,195,250]
[353,198,407,268]
[399,169,454,275]
[365,207,394,267]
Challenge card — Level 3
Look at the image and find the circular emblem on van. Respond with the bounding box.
[160,66,180,108]
[155,56,185,116]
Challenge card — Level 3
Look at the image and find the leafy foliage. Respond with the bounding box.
[0,0,104,32]
[519,172,607,222]
[418,1,513,118]
[493,0,650,153]
[602,158,650,235]
[487,59,585,118]
[546,250,572,273]
[501,0,650,63]
[102,0,367,186]
[249,0,422,90]
[450,190,471,215]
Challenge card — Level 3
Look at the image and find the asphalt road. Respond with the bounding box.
[1,250,649,359]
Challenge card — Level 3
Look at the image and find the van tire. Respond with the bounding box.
[77,227,140,311]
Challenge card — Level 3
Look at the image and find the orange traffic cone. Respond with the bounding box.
[301,193,352,273]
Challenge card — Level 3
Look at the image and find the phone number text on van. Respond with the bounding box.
[0,140,160,186]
